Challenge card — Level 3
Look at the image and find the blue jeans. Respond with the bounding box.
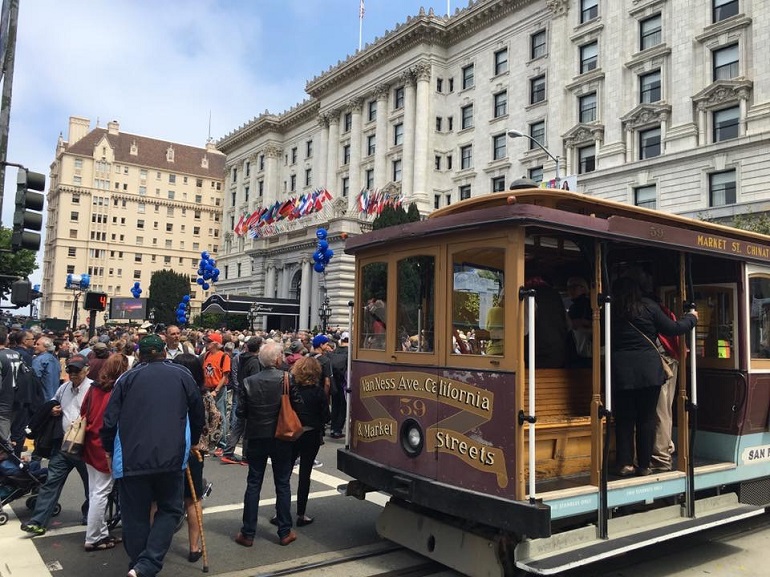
[29,445,89,527]
[214,388,228,448]
[223,391,247,456]
[240,438,293,539]
[119,470,184,577]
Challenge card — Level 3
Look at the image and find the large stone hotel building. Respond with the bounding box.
[40,117,225,324]
[215,0,768,331]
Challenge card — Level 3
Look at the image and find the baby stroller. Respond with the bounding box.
[0,438,61,526]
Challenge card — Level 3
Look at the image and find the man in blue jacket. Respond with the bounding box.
[101,334,204,577]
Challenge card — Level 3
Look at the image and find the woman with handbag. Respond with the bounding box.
[82,353,128,551]
[234,340,302,548]
[611,275,698,477]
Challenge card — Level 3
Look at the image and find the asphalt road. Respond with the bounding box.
[2,437,769,577]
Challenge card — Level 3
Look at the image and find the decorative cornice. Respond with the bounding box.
[413,60,432,82]
[347,98,364,113]
[546,0,569,17]
[620,103,673,130]
[264,144,283,158]
[562,122,605,145]
[374,83,391,99]
[693,79,753,111]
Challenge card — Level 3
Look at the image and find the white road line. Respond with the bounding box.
[0,502,49,577]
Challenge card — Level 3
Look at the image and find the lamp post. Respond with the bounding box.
[508,129,561,188]
[318,294,332,334]
[249,301,258,332]
[103,312,108,326]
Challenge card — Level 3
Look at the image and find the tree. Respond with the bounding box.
[372,202,421,230]
[148,270,191,326]
[0,226,38,300]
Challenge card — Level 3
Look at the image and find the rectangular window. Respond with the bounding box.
[640,14,662,51]
[494,48,508,75]
[634,184,657,209]
[342,176,349,198]
[169,174,176,184]
[436,116,442,131]
[531,30,546,59]
[291,147,298,164]
[640,70,661,103]
[365,169,374,189]
[713,0,739,23]
[461,104,474,129]
[530,121,546,149]
[367,134,376,155]
[459,185,472,200]
[491,176,506,192]
[306,139,313,158]
[580,41,598,73]
[447,154,453,170]
[529,166,543,183]
[70,211,79,221]
[435,155,441,170]
[530,75,546,104]
[68,247,76,257]
[492,134,507,160]
[462,63,474,89]
[290,174,296,191]
[494,91,508,118]
[360,262,388,350]
[193,226,200,235]
[394,123,404,146]
[305,168,312,186]
[166,223,173,232]
[343,144,351,164]
[343,112,352,133]
[714,106,740,141]
[713,44,739,80]
[579,145,596,174]
[581,0,598,23]
[710,170,736,206]
[368,99,377,122]
[393,159,402,182]
[67,265,75,274]
[579,92,597,123]
[639,126,662,159]
[460,144,473,169]
[436,77,443,92]
[394,86,405,109]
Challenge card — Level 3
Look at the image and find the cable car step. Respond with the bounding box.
[515,494,765,575]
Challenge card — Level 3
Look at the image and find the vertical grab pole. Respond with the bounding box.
[684,255,697,518]
[519,287,538,503]
[598,294,612,539]
[345,300,354,449]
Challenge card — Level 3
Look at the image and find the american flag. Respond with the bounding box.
[359,0,365,19]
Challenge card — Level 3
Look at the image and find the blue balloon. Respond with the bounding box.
[196,277,204,285]
[316,228,327,240]
[212,276,219,283]
[182,295,190,302]
[317,239,329,251]
[201,251,209,259]
[202,282,210,290]
[313,262,325,273]
[213,268,220,276]
[313,250,324,263]
[324,248,334,261]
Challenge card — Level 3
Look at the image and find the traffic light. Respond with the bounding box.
[11,168,46,252]
[11,279,32,307]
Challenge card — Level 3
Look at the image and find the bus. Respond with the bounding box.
[337,186,770,576]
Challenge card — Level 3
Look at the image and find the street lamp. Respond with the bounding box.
[318,295,332,334]
[149,308,155,322]
[248,301,258,332]
[508,129,561,188]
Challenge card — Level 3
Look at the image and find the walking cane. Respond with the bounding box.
[186,449,209,572]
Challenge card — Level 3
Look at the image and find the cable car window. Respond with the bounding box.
[396,255,435,353]
[749,276,770,359]
[451,247,505,355]
[361,261,388,350]
[693,285,735,362]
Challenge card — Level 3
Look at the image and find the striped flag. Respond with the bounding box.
[359,0,365,19]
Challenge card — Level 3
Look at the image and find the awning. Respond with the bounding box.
[201,294,300,316]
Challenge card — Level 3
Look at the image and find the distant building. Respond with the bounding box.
[213,0,767,331]
[40,117,225,325]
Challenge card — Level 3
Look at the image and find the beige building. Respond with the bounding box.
[40,116,226,325]
[213,0,768,332]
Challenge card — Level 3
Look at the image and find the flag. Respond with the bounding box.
[359,0,365,19]
[234,213,245,236]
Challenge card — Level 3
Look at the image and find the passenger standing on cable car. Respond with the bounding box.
[610,276,697,477]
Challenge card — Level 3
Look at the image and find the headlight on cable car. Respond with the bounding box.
[400,418,424,457]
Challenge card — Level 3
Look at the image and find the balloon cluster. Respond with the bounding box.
[130,281,142,298]
[196,251,220,291]
[175,295,191,325]
[312,228,334,274]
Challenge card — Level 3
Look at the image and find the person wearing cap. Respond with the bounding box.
[21,354,92,537]
[201,332,231,457]
[285,340,306,367]
[310,335,333,399]
[86,342,111,382]
[101,335,204,577]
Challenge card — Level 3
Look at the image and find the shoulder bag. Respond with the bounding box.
[61,387,91,458]
[275,371,304,441]
[628,321,674,379]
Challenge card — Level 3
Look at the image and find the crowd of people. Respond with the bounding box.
[0,321,350,577]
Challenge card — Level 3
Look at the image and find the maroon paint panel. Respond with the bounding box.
[349,361,518,499]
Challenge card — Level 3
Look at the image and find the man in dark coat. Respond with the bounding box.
[101,335,204,577]
[221,336,262,465]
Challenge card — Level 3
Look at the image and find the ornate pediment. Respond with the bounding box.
[562,123,605,146]
[546,0,569,17]
[692,79,753,111]
[620,103,672,129]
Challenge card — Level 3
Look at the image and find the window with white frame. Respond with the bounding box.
[640,14,662,51]
[494,48,508,75]
[639,126,661,159]
[530,75,546,104]
[578,145,596,174]
[343,144,351,164]
[529,121,545,149]
[634,184,657,209]
[394,86,405,109]
[365,169,374,189]
[494,91,507,118]
[580,42,598,73]
[341,176,349,198]
[343,112,352,132]
[459,185,472,200]
[580,0,598,23]
[713,44,739,81]
[531,30,546,59]
[640,70,661,103]
[491,176,506,192]
[713,0,738,23]
[713,106,740,142]
[394,123,404,146]
[367,134,376,156]
[368,100,377,122]
[462,64,474,89]
[709,170,736,206]
[529,166,543,183]
[461,104,474,129]
[460,145,473,170]
[392,159,402,182]
[579,92,597,122]
[492,134,507,160]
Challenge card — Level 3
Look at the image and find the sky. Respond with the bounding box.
[2,0,455,296]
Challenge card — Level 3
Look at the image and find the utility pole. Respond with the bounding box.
[0,0,19,217]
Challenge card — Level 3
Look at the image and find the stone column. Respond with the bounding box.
[311,276,322,332]
[348,98,364,212]
[264,144,282,205]
[299,259,312,331]
[374,84,390,187]
[326,110,340,194]
[317,115,329,186]
[262,260,276,327]
[412,61,431,205]
[401,70,416,198]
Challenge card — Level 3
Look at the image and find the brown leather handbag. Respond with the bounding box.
[275,372,304,441]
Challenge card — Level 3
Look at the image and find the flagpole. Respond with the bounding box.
[447,1,450,16]
[358,0,364,51]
